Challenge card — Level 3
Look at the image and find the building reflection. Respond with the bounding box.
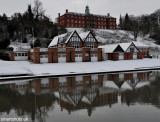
[7,71,158,117]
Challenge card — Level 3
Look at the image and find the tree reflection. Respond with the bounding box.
[0,85,56,121]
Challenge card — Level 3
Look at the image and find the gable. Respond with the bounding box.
[66,31,82,43]
[113,45,124,53]
[126,43,140,53]
[84,31,98,42]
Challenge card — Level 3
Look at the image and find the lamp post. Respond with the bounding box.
[32,27,35,48]
[158,12,160,28]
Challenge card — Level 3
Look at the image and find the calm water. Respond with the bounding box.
[0,71,160,122]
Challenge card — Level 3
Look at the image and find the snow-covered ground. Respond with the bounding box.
[0,59,160,78]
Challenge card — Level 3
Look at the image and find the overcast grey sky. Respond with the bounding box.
[0,0,160,22]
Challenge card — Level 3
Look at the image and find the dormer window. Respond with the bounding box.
[130,48,134,52]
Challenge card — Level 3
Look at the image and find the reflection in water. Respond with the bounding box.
[0,71,160,122]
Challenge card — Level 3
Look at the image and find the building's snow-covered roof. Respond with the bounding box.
[66,12,116,19]
[133,41,149,48]
[9,42,30,52]
[65,31,76,43]
[103,81,119,89]
[81,96,91,104]
[79,31,90,40]
[135,82,149,89]
[121,81,132,90]
[99,44,119,53]
[119,42,132,51]
[99,42,143,53]
[48,33,67,47]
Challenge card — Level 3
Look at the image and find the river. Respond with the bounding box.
[0,70,160,122]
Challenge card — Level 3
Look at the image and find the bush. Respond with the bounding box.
[0,37,10,50]
[22,37,28,43]
[0,51,10,61]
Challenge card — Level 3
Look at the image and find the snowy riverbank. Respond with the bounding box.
[0,59,160,79]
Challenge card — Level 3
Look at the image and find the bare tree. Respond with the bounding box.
[33,0,45,21]
[150,47,160,58]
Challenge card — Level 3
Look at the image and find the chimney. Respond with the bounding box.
[107,13,110,17]
[134,37,137,42]
[58,13,60,18]
[66,9,68,13]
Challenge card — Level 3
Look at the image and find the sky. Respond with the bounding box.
[0,0,160,23]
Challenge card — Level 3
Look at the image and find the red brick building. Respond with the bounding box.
[99,42,147,61]
[58,6,116,29]
[133,41,149,58]
[30,30,102,63]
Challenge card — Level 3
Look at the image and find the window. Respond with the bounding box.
[72,41,79,48]
[130,48,134,52]
[22,53,24,56]
[25,53,28,56]
[58,54,66,57]
[91,54,97,57]
[18,53,21,56]
[85,53,89,56]
[40,55,48,58]
[75,54,82,57]
[14,53,17,56]
[87,42,94,48]
[58,44,61,48]
[85,33,95,48]
[69,32,81,42]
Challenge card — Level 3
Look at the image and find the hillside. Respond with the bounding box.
[67,28,157,46]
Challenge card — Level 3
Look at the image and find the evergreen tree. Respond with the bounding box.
[27,4,34,21]
[124,13,130,30]
[34,38,41,47]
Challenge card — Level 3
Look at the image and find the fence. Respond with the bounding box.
[151,54,160,59]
